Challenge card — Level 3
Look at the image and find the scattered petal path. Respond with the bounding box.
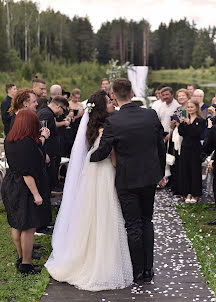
[41,189,215,302]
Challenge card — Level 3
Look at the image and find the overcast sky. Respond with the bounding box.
[33,0,216,32]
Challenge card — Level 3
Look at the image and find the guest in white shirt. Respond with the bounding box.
[151,84,166,115]
[158,87,179,143]
[158,87,179,183]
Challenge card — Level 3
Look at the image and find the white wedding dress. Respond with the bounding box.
[45,112,133,291]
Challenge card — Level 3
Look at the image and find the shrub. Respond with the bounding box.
[5,49,22,72]
[21,63,33,81]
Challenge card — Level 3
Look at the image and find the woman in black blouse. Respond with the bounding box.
[1,109,50,274]
[177,99,205,203]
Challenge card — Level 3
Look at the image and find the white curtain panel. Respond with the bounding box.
[128,66,148,97]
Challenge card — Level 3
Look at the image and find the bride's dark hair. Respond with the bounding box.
[86,89,109,149]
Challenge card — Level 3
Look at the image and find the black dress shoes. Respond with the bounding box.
[36,227,53,235]
[33,243,41,250]
[208,219,216,225]
[32,250,42,260]
[143,268,154,282]
[19,264,41,275]
[16,258,39,269]
[16,257,22,269]
[134,268,154,284]
[134,272,145,285]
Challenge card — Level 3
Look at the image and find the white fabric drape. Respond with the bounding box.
[51,112,89,252]
[127,66,148,97]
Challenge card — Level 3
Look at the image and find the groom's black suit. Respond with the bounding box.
[90,102,166,279]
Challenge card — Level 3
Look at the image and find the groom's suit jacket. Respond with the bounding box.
[90,102,166,190]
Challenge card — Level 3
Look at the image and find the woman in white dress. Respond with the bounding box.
[45,90,133,291]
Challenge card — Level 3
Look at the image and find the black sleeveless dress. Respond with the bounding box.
[1,137,50,230]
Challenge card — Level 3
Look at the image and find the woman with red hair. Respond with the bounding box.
[1,109,50,274]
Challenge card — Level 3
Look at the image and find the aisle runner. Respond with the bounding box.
[151,189,215,301]
[41,189,215,302]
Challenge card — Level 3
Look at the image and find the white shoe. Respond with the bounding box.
[185,198,191,203]
[190,198,197,204]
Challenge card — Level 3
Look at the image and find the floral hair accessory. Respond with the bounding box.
[85,102,95,113]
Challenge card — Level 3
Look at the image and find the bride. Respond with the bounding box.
[45,89,133,291]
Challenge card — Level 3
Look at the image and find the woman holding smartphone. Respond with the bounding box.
[170,89,190,195]
[177,99,205,203]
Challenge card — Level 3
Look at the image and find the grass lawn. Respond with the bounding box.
[0,205,58,302]
[1,199,216,300]
[176,201,216,296]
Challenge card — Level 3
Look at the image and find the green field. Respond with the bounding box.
[0,63,216,136]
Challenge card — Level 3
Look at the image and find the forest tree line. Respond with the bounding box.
[0,0,216,72]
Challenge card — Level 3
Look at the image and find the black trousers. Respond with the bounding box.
[47,155,61,191]
[117,184,156,278]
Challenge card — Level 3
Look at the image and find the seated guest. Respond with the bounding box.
[1,109,50,274]
[1,83,17,136]
[177,100,205,203]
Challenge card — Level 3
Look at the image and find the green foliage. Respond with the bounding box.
[0,0,8,71]
[5,49,22,72]
[192,30,215,68]
[204,56,214,68]
[0,60,107,102]
[21,63,33,81]
[176,202,216,296]
[0,1,216,70]
[149,19,198,69]
[106,59,133,84]
[31,48,43,74]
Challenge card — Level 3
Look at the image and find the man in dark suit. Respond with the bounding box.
[37,96,70,192]
[90,78,166,283]
[1,83,17,136]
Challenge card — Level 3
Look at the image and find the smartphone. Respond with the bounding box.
[182,109,187,118]
[171,114,180,123]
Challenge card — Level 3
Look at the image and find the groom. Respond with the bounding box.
[90,78,166,283]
